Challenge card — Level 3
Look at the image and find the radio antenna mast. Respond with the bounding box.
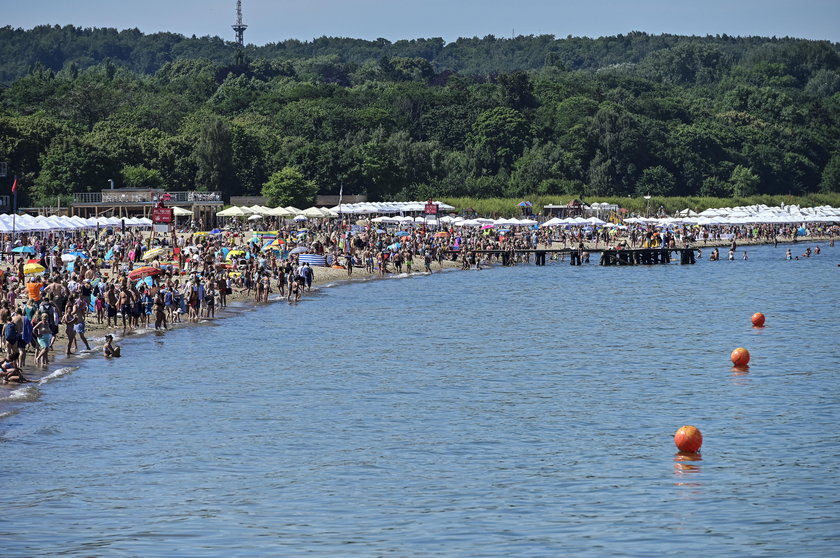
[232,0,247,46]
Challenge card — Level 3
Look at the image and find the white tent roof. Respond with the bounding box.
[217,206,251,217]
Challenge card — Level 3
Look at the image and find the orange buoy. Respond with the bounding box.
[731,347,750,367]
[674,425,703,453]
[751,313,766,328]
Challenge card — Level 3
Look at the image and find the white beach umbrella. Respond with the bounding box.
[217,206,249,217]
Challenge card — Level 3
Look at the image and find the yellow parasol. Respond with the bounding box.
[142,247,165,261]
[24,263,46,275]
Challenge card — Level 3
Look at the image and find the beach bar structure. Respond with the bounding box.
[70,188,223,226]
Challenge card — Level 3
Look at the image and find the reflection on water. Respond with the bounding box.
[0,244,839,556]
[730,365,751,386]
[674,451,703,482]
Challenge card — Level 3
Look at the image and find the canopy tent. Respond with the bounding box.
[216,206,253,217]
[302,206,332,218]
[328,200,456,215]
[265,206,293,217]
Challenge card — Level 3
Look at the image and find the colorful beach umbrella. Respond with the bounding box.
[12,246,36,254]
[142,247,166,261]
[128,266,161,281]
[23,263,46,275]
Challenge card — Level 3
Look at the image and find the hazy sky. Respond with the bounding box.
[5,0,840,45]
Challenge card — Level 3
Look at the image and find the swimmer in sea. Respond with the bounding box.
[103,335,121,358]
[786,248,792,260]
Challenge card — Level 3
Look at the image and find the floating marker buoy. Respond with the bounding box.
[674,425,703,453]
[751,313,766,327]
[731,347,750,367]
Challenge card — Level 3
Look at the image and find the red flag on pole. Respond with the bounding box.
[11,177,17,194]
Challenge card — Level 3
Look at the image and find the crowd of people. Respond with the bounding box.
[0,216,835,385]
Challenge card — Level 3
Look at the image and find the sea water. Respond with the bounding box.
[1,244,838,556]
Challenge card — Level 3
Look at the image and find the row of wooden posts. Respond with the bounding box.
[454,248,698,266]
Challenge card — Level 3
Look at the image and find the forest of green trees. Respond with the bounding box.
[1,25,839,207]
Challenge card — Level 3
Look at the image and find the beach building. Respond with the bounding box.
[68,188,223,227]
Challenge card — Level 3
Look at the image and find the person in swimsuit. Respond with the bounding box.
[103,335,121,358]
[118,286,132,332]
[288,277,301,302]
[33,313,52,367]
[1,349,31,383]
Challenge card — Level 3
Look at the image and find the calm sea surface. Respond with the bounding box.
[1,244,839,556]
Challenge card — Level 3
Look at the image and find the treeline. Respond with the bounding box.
[2,25,838,83]
[0,27,839,207]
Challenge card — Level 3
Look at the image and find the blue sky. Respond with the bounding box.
[5,0,840,45]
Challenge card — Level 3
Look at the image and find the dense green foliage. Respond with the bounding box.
[0,26,838,207]
[262,167,318,207]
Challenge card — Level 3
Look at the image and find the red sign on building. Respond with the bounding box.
[152,208,174,224]
[424,202,439,215]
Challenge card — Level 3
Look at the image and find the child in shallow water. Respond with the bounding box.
[1,349,31,383]
[103,335,121,358]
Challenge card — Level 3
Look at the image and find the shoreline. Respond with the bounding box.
[0,259,463,398]
[1,235,833,405]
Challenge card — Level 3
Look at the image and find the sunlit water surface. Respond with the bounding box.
[1,244,838,556]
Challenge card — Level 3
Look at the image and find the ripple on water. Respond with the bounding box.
[0,244,838,556]
[38,367,80,385]
[2,384,40,402]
